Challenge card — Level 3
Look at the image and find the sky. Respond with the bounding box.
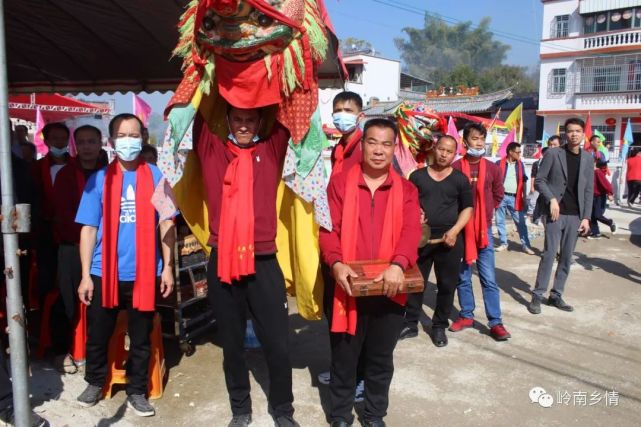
[105,0,544,120]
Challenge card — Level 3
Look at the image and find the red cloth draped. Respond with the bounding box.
[217,142,257,284]
[102,161,156,311]
[460,158,489,264]
[331,165,406,336]
[215,55,281,109]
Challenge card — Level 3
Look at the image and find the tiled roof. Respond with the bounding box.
[363,88,513,116]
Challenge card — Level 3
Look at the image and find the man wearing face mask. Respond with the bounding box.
[193,105,298,427]
[451,123,511,341]
[330,91,365,178]
[75,114,176,417]
[32,122,71,313]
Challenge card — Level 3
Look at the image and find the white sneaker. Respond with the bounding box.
[523,246,535,255]
[317,371,330,385]
[495,244,508,252]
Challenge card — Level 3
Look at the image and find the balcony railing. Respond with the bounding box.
[584,29,641,49]
[574,91,641,109]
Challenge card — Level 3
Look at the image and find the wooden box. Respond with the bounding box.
[346,260,424,297]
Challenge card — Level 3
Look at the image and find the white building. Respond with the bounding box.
[319,52,429,126]
[538,0,641,162]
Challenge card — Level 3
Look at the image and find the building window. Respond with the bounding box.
[627,61,641,90]
[584,8,637,34]
[593,66,622,92]
[551,69,566,93]
[346,64,363,84]
[552,15,570,38]
[592,124,616,146]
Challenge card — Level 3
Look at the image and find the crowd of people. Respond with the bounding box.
[1,91,639,427]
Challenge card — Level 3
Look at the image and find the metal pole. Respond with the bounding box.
[0,0,32,426]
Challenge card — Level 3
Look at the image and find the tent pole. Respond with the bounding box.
[0,1,32,426]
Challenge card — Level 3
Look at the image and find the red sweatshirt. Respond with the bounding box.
[319,167,421,271]
[452,158,504,223]
[627,155,641,181]
[594,168,613,196]
[330,127,363,174]
[193,113,289,254]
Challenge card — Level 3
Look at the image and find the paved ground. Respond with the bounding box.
[29,205,641,426]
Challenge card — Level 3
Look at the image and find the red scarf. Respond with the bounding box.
[499,157,524,211]
[73,159,87,200]
[102,161,156,311]
[217,141,256,284]
[460,157,489,264]
[331,128,362,177]
[331,165,406,336]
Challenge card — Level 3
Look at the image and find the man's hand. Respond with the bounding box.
[608,194,614,202]
[160,266,175,298]
[549,198,560,221]
[420,209,427,225]
[373,264,405,298]
[442,228,459,248]
[78,276,94,306]
[332,262,358,296]
[578,219,591,236]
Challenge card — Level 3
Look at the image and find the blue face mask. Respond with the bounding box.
[228,133,260,146]
[466,147,486,157]
[332,112,358,134]
[49,146,68,158]
[114,137,142,161]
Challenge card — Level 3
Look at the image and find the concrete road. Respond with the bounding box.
[30,206,641,426]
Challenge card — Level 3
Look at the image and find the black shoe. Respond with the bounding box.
[610,222,617,234]
[77,384,102,408]
[229,413,252,427]
[430,328,448,347]
[329,421,351,427]
[0,406,48,427]
[126,394,155,417]
[363,419,386,427]
[547,295,574,312]
[274,415,299,427]
[399,325,418,340]
[528,295,542,314]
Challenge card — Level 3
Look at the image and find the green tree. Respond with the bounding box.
[478,65,538,95]
[341,37,372,53]
[395,15,510,80]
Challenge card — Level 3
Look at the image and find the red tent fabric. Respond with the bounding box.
[9,93,110,122]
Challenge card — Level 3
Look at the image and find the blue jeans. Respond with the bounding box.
[457,230,503,327]
[496,194,531,248]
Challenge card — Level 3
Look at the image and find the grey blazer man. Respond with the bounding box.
[535,147,594,220]
[531,146,595,307]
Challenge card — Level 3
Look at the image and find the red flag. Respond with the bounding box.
[68,127,77,157]
[34,108,48,155]
[133,94,153,127]
[584,112,593,150]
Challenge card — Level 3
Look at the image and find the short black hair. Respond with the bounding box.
[564,117,585,130]
[74,125,102,141]
[596,159,608,168]
[436,134,457,147]
[589,135,601,142]
[333,91,363,111]
[547,135,561,144]
[463,122,487,140]
[362,118,397,141]
[507,142,521,153]
[108,113,144,138]
[15,124,28,132]
[42,122,70,139]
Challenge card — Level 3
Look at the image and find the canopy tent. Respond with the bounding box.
[9,93,110,122]
[4,0,346,95]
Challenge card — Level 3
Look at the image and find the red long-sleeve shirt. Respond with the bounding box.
[452,158,504,223]
[627,155,641,181]
[319,168,421,271]
[330,128,363,172]
[594,168,613,196]
[193,113,290,254]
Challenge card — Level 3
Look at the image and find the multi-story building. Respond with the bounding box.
[538,0,641,162]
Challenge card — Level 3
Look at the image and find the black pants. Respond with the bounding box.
[628,180,641,204]
[323,263,366,383]
[85,276,154,395]
[207,251,293,417]
[36,228,58,304]
[406,236,464,330]
[329,297,404,424]
[590,194,613,235]
[50,244,81,356]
